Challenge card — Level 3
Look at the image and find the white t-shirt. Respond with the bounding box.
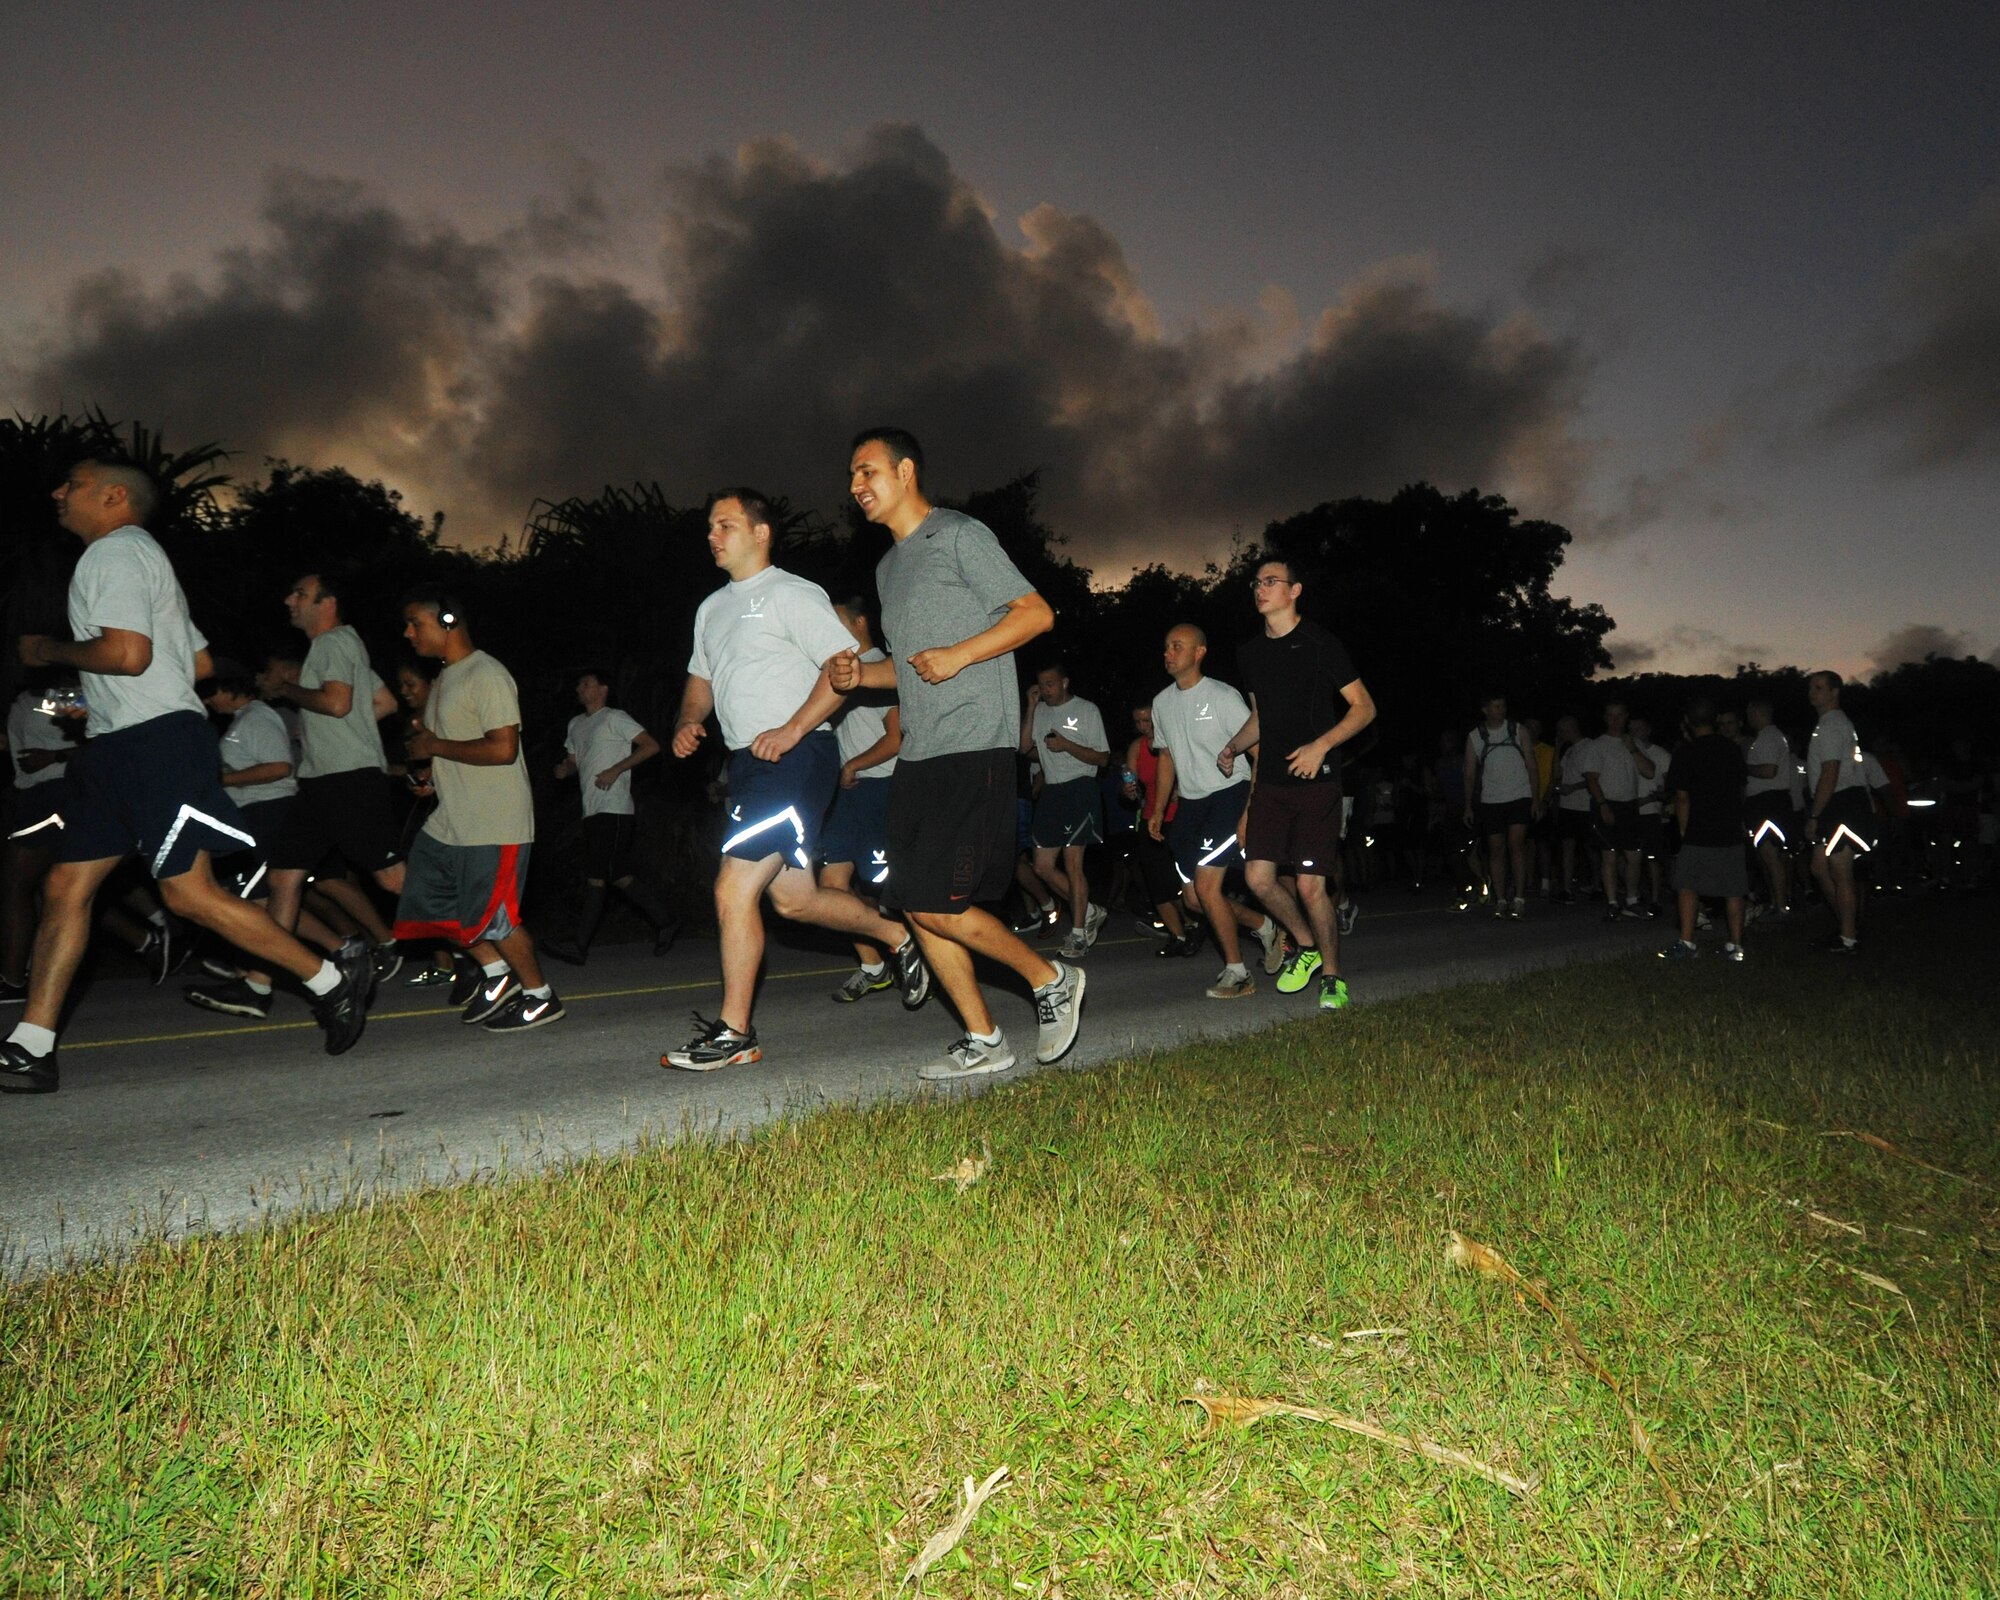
[1745,725,1794,796]
[565,706,647,818]
[221,700,298,804]
[1635,742,1672,814]
[1583,735,1641,803]
[1465,721,1536,804]
[296,625,388,778]
[7,691,73,790]
[1557,740,1594,811]
[1807,709,1868,795]
[1151,676,1250,801]
[832,648,898,779]
[1029,694,1109,787]
[688,566,854,752]
[67,526,208,736]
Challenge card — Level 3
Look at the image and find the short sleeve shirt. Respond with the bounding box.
[1635,742,1672,813]
[1807,710,1867,795]
[1029,694,1108,786]
[1667,735,1747,847]
[565,706,647,818]
[874,508,1035,760]
[1745,725,1794,796]
[1582,735,1640,802]
[296,625,388,778]
[832,647,898,778]
[1152,676,1251,801]
[1557,740,1594,810]
[1465,722,1535,804]
[222,700,298,804]
[421,650,535,847]
[8,692,73,790]
[66,526,208,736]
[1234,619,1358,788]
[688,566,853,751]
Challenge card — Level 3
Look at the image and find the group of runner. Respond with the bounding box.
[0,430,1378,1094]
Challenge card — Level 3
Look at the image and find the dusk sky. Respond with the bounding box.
[5,2,1996,680]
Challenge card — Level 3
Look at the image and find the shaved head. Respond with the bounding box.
[76,459,159,525]
[1166,622,1207,650]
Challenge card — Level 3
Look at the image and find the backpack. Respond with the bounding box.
[1473,721,1535,800]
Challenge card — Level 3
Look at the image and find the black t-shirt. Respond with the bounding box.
[1667,734,1746,847]
[1236,618,1359,788]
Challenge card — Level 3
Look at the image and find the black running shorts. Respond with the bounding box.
[272,769,403,876]
[881,748,1015,915]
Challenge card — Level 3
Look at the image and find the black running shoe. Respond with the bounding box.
[0,1038,57,1094]
[893,937,931,1010]
[447,954,483,1008]
[140,926,173,986]
[483,990,566,1032]
[652,920,682,958]
[461,970,522,1024]
[662,1013,760,1071]
[183,978,273,1020]
[336,935,379,1006]
[312,942,374,1057]
[370,944,404,986]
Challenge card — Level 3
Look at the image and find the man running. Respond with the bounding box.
[539,667,679,966]
[1803,670,1875,955]
[392,588,563,1031]
[820,598,904,1003]
[1149,624,1281,998]
[192,572,406,1016]
[1021,662,1111,959]
[1461,694,1540,920]
[664,490,929,1070]
[1218,558,1376,1011]
[834,429,1084,1080]
[3,461,370,1092]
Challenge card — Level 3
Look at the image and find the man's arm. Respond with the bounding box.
[222,760,293,788]
[1674,789,1691,836]
[1284,677,1377,782]
[1218,709,1260,778]
[17,747,74,774]
[749,660,850,762]
[406,723,520,768]
[1043,723,1111,767]
[1807,761,1839,827]
[842,708,902,787]
[671,676,716,758]
[909,592,1054,685]
[827,650,895,692]
[1461,740,1480,823]
[595,730,664,789]
[1148,747,1178,840]
[19,628,151,677]
[274,671,355,720]
[1630,738,1656,779]
[372,682,398,721]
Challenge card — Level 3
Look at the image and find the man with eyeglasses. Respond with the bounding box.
[1216,559,1376,1011]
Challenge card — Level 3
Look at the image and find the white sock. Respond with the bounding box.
[481,960,509,978]
[7,1022,57,1056]
[1036,960,1065,993]
[1259,916,1277,937]
[146,909,168,928]
[971,1027,1003,1045]
[1039,901,1056,915]
[860,961,887,977]
[245,978,273,996]
[526,984,553,999]
[1071,924,1087,937]
[1222,962,1248,981]
[302,961,341,997]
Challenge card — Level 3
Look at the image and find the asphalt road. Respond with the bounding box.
[0,888,1666,1276]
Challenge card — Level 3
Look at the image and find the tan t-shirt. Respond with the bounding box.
[421,650,535,847]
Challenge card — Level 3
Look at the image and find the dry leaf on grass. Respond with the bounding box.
[902,1465,1010,1587]
[1343,1327,1409,1341]
[1823,1130,1988,1189]
[1446,1230,1683,1517]
[1821,1260,1908,1300]
[1807,1210,1865,1237]
[1178,1393,1538,1498]
[932,1139,992,1195]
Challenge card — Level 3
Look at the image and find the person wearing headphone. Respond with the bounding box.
[391,587,565,1032]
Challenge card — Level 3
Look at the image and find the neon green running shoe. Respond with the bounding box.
[1275,945,1323,994]
[1318,974,1350,1011]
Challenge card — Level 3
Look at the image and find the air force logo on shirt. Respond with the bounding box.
[741,596,767,620]
[1063,716,1080,733]
[1195,701,1212,722]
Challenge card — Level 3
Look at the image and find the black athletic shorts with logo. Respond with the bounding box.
[272,768,404,876]
[1815,787,1878,855]
[881,748,1015,915]
[1244,779,1342,873]
[56,710,258,879]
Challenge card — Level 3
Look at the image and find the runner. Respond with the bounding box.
[662,490,929,1070]
[1149,624,1282,998]
[1021,662,1110,959]
[1460,693,1540,920]
[539,667,680,966]
[819,598,904,1003]
[3,460,370,1093]
[1219,558,1376,1011]
[391,587,564,1031]
[834,428,1083,1080]
[1803,670,1875,955]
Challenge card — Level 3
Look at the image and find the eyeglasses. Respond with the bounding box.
[1250,576,1290,590]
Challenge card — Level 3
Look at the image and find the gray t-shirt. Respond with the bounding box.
[1152,677,1250,801]
[688,566,853,752]
[1029,694,1108,787]
[221,700,298,804]
[565,706,646,818]
[833,647,898,778]
[875,508,1035,760]
[296,625,388,778]
[422,650,535,847]
[1583,735,1640,802]
[67,526,208,736]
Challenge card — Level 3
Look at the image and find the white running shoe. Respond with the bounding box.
[918,1033,1017,1081]
[1082,902,1109,948]
[1255,917,1285,975]
[1033,960,1086,1064]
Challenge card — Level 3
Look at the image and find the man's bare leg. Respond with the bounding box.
[906,906,1058,1039]
[1059,843,1090,926]
[1030,847,1073,922]
[713,854,783,1033]
[818,861,888,967]
[1244,860,1313,949]
[1193,868,1251,967]
[766,864,910,953]
[1295,872,1339,972]
[18,856,125,1030]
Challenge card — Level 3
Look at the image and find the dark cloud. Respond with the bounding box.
[1867,622,1972,673]
[1608,625,1770,674]
[1823,196,2000,469]
[13,127,1591,561]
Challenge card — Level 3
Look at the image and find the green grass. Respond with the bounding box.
[5,905,1998,1597]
